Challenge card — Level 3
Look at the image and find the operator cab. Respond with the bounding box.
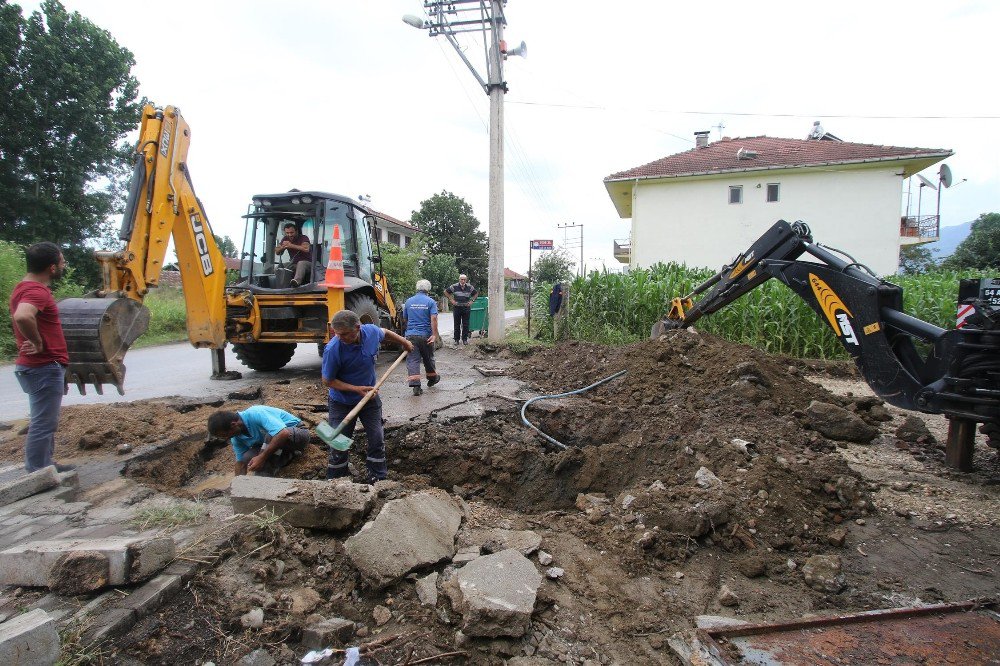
[235,190,377,293]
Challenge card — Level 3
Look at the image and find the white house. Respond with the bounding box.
[364,207,420,249]
[604,132,952,276]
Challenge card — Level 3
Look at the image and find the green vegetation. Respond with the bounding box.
[942,212,1000,271]
[504,290,525,309]
[135,288,189,348]
[132,502,207,530]
[410,190,489,288]
[561,263,989,359]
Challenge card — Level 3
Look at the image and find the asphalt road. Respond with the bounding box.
[0,309,523,422]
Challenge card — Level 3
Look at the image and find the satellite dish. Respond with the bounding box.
[939,164,953,188]
[916,174,937,190]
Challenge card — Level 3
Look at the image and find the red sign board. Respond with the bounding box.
[531,240,553,250]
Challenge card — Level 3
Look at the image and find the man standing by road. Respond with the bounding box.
[445,274,478,345]
[403,279,441,396]
[207,406,311,476]
[10,242,73,473]
[277,222,311,287]
[323,310,413,483]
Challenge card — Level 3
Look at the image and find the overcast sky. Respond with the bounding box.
[20,0,1000,274]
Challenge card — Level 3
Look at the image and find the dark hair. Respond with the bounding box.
[25,242,61,274]
[283,222,297,231]
[208,411,240,436]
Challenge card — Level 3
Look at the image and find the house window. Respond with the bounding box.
[729,186,743,204]
[766,183,780,202]
[388,231,401,247]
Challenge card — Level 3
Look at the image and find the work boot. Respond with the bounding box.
[427,375,441,387]
[462,339,469,345]
[412,386,423,396]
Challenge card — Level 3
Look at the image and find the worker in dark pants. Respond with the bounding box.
[403,279,441,395]
[445,274,478,345]
[322,310,413,483]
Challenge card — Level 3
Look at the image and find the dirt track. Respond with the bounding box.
[1,331,997,665]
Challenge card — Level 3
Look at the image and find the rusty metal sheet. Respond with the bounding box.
[699,602,1000,665]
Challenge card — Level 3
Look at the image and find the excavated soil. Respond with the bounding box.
[5,330,999,665]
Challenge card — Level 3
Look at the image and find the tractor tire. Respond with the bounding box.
[232,342,297,371]
[347,293,380,326]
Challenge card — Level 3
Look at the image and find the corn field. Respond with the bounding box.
[561,263,988,360]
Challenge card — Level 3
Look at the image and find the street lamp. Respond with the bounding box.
[402,1,526,342]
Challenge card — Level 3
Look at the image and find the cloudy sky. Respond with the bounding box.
[21,0,1000,274]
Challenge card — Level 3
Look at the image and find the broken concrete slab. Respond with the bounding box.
[0,608,60,666]
[806,401,879,443]
[802,554,846,593]
[122,574,183,617]
[457,527,542,556]
[453,546,480,564]
[302,617,355,648]
[415,572,439,607]
[345,488,463,589]
[230,477,373,531]
[0,466,60,507]
[0,536,174,589]
[445,548,542,638]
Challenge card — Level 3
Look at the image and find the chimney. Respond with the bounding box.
[694,131,710,149]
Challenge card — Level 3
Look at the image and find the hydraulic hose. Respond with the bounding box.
[520,370,628,449]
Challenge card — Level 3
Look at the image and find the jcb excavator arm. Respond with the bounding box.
[653,220,1000,435]
[61,105,227,394]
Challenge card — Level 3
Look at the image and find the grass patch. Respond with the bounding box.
[132,502,207,530]
[133,287,189,349]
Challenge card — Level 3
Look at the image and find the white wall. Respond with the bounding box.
[630,166,904,276]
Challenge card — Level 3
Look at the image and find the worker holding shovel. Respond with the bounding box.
[322,310,413,484]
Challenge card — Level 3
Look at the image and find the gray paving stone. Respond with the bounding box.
[123,574,182,616]
[80,607,136,645]
[0,466,59,507]
[0,608,60,666]
[0,536,175,588]
[445,548,542,638]
[231,477,374,531]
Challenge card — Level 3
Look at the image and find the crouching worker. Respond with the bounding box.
[207,406,310,476]
[403,279,441,396]
[322,310,413,483]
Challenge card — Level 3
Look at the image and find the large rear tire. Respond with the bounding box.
[346,293,380,326]
[233,342,297,371]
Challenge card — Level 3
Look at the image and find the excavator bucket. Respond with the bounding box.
[59,297,151,395]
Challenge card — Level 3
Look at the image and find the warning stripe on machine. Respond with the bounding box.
[956,304,975,328]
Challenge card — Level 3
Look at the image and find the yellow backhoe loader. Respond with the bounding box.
[59,104,400,395]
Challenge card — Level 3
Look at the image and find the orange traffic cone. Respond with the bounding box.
[320,224,349,288]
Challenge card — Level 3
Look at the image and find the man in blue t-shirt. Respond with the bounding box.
[207,405,311,476]
[402,279,441,396]
[322,309,413,483]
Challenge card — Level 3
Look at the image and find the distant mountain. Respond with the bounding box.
[925,221,973,260]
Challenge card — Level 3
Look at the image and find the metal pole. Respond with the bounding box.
[579,224,584,277]
[527,243,532,337]
[486,0,505,341]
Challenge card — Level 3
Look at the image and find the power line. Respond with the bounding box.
[506,100,1000,121]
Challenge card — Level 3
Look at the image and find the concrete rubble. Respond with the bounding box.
[457,527,542,556]
[806,400,879,443]
[415,572,439,607]
[301,617,355,648]
[0,536,175,592]
[345,488,463,589]
[230,477,374,530]
[0,466,77,507]
[0,608,60,666]
[445,548,543,638]
[802,554,846,593]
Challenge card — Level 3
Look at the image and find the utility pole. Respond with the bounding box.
[557,222,584,277]
[403,2,526,342]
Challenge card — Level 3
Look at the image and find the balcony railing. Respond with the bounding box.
[613,238,631,264]
[900,215,939,240]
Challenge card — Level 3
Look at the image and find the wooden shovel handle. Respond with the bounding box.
[339,350,409,424]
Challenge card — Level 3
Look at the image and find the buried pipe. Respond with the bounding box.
[520,370,628,449]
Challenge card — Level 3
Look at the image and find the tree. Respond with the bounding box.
[532,248,575,284]
[214,234,238,258]
[943,213,1000,271]
[380,242,422,304]
[0,0,141,287]
[421,253,459,299]
[898,244,937,275]
[410,190,488,289]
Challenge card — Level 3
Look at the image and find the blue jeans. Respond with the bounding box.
[14,362,65,472]
[327,396,386,482]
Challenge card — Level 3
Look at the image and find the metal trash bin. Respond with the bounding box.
[469,297,489,337]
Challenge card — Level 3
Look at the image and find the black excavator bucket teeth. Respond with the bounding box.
[59,296,151,395]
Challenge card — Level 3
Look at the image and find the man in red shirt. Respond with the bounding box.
[10,242,73,473]
[277,222,311,288]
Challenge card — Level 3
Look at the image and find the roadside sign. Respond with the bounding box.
[531,240,553,250]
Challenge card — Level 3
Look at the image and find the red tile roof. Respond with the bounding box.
[605,136,952,182]
[363,206,421,233]
[504,268,527,280]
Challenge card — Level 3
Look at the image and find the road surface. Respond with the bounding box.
[0,309,523,422]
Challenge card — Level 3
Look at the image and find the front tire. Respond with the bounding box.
[346,293,380,326]
[232,342,297,371]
